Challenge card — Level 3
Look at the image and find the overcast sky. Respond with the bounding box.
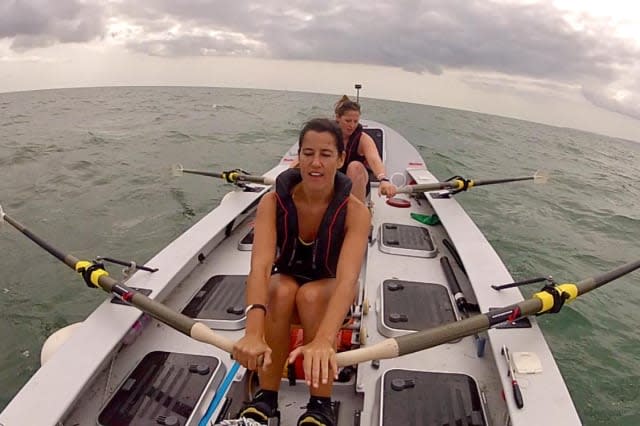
[1,0,639,141]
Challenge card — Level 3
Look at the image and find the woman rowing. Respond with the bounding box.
[232,118,370,425]
[334,95,397,202]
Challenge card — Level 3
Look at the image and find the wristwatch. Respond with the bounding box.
[380,177,390,183]
[244,303,267,315]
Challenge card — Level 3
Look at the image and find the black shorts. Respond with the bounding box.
[271,266,331,286]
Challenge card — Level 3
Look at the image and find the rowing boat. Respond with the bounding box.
[2,118,620,425]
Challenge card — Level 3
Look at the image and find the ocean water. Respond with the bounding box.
[0,87,638,424]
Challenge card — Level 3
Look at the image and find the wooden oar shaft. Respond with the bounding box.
[576,258,640,293]
[396,175,535,194]
[3,213,76,268]
[396,181,456,194]
[182,169,224,179]
[6,209,637,369]
[472,176,534,186]
[394,298,542,356]
[182,169,274,184]
[96,273,236,352]
[336,300,539,366]
[337,260,639,366]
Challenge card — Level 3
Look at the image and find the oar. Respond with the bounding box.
[396,170,548,194]
[335,258,640,366]
[0,206,235,355]
[5,205,637,369]
[171,164,275,185]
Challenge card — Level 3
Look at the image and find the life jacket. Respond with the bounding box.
[339,123,368,174]
[273,168,352,278]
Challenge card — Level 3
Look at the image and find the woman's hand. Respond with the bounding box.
[379,181,397,198]
[288,337,338,388]
[233,333,272,371]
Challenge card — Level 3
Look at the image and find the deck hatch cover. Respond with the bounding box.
[379,279,456,336]
[381,369,487,426]
[379,223,437,257]
[182,274,247,330]
[98,351,223,426]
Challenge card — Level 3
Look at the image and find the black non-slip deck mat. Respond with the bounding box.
[382,279,456,331]
[98,351,220,426]
[382,369,487,426]
[381,223,435,251]
[182,275,247,321]
[379,223,438,259]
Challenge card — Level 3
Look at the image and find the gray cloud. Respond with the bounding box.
[459,74,578,99]
[111,0,640,120]
[582,83,640,121]
[2,0,638,119]
[113,1,638,80]
[126,35,264,57]
[0,0,106,49]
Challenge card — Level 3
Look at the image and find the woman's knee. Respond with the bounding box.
[267,275,298,313]
[295,285,321,307]
[295,280,335,309]
[346,161,368,183]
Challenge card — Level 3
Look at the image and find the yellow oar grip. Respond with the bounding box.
[533,290,554,312]
[74,260,109,288]
[556,283,578,301]
[453,179,475,190]
[90,269,109,287]
[221,171,240,183]
[533,283,578,313]
[75,260,92,272]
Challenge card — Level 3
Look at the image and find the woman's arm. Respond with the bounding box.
[359,132,385,178]
[232,193,277,370]
[359,133,397,197]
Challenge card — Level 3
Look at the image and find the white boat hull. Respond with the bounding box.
[0,120,580,426]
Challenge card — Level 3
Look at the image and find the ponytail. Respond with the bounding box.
[334,95,361,116]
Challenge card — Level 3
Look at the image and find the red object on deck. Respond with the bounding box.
[386,197,411,208]
[285,326,355,379]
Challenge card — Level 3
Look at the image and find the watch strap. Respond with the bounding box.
[244,303,267,315]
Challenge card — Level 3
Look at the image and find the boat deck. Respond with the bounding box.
[0,121,581,426]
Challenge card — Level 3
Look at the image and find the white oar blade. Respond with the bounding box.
[533,170,549,184]
[171,164,184,177]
